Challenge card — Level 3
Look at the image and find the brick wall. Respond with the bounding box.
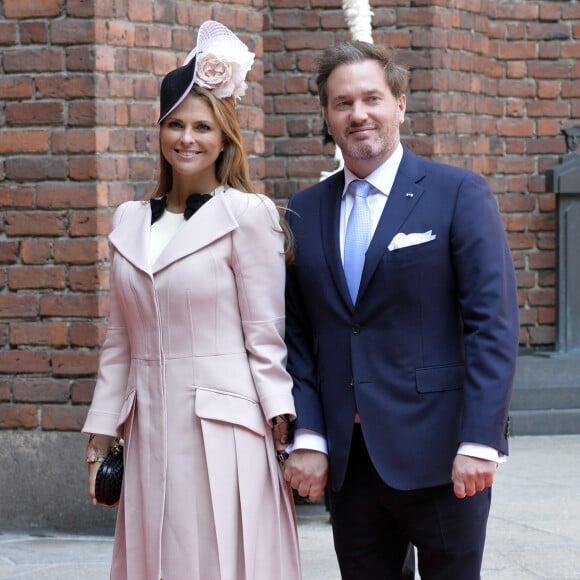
[1,0,579,432]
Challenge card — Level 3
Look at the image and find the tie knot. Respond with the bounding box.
[349,179,371,199]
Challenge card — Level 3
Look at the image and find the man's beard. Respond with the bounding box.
[339,123,399,161]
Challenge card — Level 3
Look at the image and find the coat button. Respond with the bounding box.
[352,325,361,334]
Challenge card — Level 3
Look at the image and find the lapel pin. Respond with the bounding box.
[405,192,414,198]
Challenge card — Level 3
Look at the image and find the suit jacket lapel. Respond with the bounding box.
[358,148,425,300]
[319,172,354,309]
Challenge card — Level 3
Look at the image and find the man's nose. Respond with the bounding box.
[350,101,368,122]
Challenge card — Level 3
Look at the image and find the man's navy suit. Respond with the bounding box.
[285,145,519,495]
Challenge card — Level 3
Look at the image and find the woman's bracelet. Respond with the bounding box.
[86,447,107,464]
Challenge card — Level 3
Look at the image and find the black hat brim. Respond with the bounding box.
[157,56,196,125]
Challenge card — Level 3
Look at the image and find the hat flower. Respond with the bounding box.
[195,42,254,100]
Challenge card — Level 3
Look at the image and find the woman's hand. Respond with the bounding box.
[271,414,293,455]
[86,434,115,505]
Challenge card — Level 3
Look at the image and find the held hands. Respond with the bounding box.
[452,454,497,499]
[86,434,115,506]
[283,449,328,502]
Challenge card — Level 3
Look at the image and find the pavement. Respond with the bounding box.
[0,434,579,580]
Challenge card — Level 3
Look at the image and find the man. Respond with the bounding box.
[283,40,519,579]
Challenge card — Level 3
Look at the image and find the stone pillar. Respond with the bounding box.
[546,126,580,356]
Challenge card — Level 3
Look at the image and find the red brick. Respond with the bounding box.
[528,325,556,346]
[498,119,535,138]
[5,212,67,237]
[0,405,39,429]
[69,212,113,237]
[508,234,535,250]
[34,74,95,99]
[538,307,556,325]
[516,270,536,288]
[70,322,106,347]
[53,239,107,265]
[538,270,556,288]
[52,351,99,377]
[0,242,19,264]
[0,381,10,401]
[3,48,64,72]
[69,266,109,292]
[12,379,70,403]
[498,79,536,98]
[71,379,96,404]
[518,308,537,326]
[37,183,105,209]
[0,76,34,99]
[537,233,556,251]
[528,61,571,79]
[5,102,64,125]
[20,240,51,264]
[527,289,556,307]
[52,130,99,154]
[5,156,68,181]
[0,351,50,373]
[20,21,49,44]
[527,101,570,117]
[0,295,38,318]
[39,294,107,318]
[69,156,117,181]
[528,252,556,269]
[94,45,116,72]
[41,405,87,431]
[0,22,18,44]
[8,267,67,290]
[273,10,320,29]
[0,131,49,154]
[4,0,62,18]
[10,322,68,347]
[51,19,98,44]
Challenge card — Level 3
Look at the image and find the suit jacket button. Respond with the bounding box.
[351,325,360,334]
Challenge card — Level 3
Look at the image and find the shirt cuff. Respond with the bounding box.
[457,442,506,464]
[287,429,328,455]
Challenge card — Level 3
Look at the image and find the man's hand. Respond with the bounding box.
[283,449,328,502]
[452,454,497,499]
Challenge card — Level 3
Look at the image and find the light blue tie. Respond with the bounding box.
[344,179,372,302]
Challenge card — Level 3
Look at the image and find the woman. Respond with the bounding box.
[83,21,301,580]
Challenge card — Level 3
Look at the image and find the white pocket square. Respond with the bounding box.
[388,230,437,251]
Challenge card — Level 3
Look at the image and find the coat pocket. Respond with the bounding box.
[195,388,266,436]
[415,363,464,393]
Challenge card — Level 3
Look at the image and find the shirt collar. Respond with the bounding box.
[342,142,404,198]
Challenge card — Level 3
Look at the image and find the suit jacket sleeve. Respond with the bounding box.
[451,172,518,452]
[285,198,327,437]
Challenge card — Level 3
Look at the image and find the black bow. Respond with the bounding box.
[184,193,213,220]
[150,193,213,224]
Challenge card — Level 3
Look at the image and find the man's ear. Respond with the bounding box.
[322,109,331,134]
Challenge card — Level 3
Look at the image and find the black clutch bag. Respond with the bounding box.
[95,439,124,506]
